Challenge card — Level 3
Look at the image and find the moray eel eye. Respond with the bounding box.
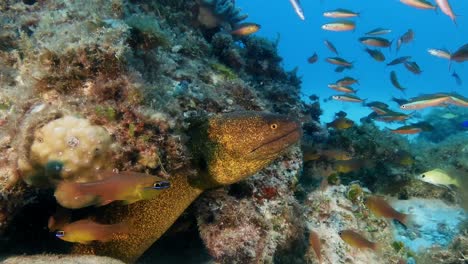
[56,230,65,237]
[270,123,278,130]
[153,181,171,190]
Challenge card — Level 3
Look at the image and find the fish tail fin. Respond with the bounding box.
[371,241,382,252]
[397,213,415,229]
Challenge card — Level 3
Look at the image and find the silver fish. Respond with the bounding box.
[289,0,305,20]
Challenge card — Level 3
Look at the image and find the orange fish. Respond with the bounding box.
[230,23,261,36]
[55,219,129,244]
[309,230,322,263]
[327,117,354,130]
[327,84,357,94]
[388,126,422,134]
[339,230,378,250]
[359,37,392,48]
[400,94,451,110]
[389,122,433,134]
[365,196,410,225]
[54,171,171,209]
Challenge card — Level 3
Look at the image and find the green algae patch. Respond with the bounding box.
[210,62,238,80]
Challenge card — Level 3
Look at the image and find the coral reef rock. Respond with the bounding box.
[1,254,124,264]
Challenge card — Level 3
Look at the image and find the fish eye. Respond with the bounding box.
[56,230,65,237]
[401,105,406,108]
[270,123,278,130]
[338,231,342,236]
[153,181,171,190]
[421,174,425,178]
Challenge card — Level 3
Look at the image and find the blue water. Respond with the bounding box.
[237,0,468,123]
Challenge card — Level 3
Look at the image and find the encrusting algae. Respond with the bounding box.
[71,111,301,262]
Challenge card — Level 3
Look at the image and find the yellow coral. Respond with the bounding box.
[21,116,113,184]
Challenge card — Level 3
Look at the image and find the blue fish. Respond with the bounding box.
[461,121,468,129]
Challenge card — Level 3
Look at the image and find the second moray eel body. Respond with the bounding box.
[72,111,301,262]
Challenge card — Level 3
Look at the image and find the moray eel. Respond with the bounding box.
[71,111,301,263]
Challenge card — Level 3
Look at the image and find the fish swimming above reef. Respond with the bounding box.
[387,56,411,66]
[55,219,129,244]
[308,52,318,64]
[366,101,390,115]
[452,71,462,86]
[400,94,451,110]
[325,57,353,67]
[388,122,433,134]
[400,0,437,10]
[359,37,392,48]
[403,61,422,74]
[450,43,468,62]
[364,48,385,62]
[365,196,410,226]
[332,94,364,103]
[416,169,460,188]
[397,29,414,51]
[322,20,356,32]
[230,22,261,36]
[54,171,171,209]
[324,39,339,55]
[387,56,412,66]
[435,0,457,24]
[374,110,411,122]
[327,84,357,94]
[390,71,406,92]
[323,8,360,18]
[365,27,392,36]
[336,76,359,86]
[447,92,468,107]
[339,230,378,250]
[327,116,354,130]
[427,48,451,60]
[289,0,305,20]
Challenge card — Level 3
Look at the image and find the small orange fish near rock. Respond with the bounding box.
[365,196,410,226]
[339,229,378,250]
[230,23,261,36]
[308,230,323,263]
[55,219,130,244]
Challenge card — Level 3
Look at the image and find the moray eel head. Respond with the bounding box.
[190,111,302,188]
